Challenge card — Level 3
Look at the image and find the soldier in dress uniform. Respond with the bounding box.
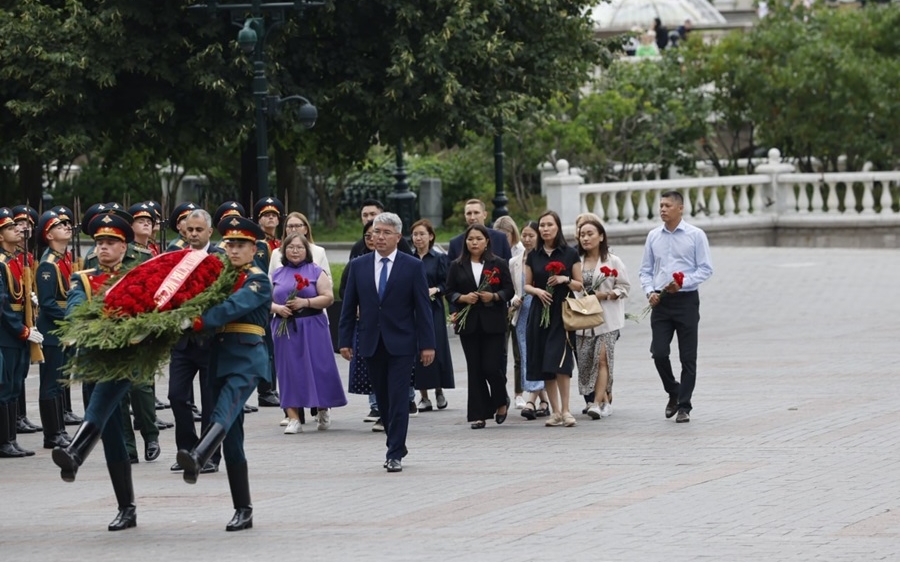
[252,198,284,408]
[0,208,45,458]
[35,210,75,449]
[176,216,272,532]
[49,205,84,426]
[11,204,42,435]
[145,200,163,256]
[166,201,198,252]
[81,203,138,270]
[51,213,140,531]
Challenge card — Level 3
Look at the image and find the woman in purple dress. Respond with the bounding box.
[271,232,347,434]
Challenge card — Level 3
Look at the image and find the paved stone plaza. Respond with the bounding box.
[2,245,898,561]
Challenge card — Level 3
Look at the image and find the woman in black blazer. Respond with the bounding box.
[446,224,514,429]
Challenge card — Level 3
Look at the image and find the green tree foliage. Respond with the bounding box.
[682,3,900,172]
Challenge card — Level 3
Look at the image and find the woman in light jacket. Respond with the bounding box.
[269,212,331,279]
[575,217,630,419]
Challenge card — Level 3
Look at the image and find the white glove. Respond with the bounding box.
[27,328,44,344]
[31,292,39,307]
[180,318,193,331]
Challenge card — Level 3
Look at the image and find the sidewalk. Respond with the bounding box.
[3,245,898,561]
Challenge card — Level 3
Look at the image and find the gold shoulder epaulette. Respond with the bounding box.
[46,254,58,264]
[248,266,264,275]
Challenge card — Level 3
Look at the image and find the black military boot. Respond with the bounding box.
[52,420,102,482]
[0,403,26,458]
[40,398,70,449]
[225,460,253,532]
[176,422,226,484]
[17,391,41,432]
[8,402,34,456]
[106,461,137,531]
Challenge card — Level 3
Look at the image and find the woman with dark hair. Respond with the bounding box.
[410,219,454,411]
[445,224,514,429]
[271,232,347,434]
[524,210,583,427]
[575,217,630,420]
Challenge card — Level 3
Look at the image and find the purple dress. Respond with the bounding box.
[271,262,348,409]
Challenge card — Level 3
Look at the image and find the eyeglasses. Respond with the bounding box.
[284,245,305,252]
[285,223,306,230]
[371,229,397,237]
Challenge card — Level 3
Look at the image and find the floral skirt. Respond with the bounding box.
[575,330,619,396]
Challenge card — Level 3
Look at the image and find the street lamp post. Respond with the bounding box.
[388,141,416,237]
[190,1,322,199]
[492,133,509,222]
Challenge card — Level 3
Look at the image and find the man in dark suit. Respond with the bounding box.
[446,199,512,263]
[339,212,435,473]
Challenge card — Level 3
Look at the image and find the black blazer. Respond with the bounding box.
[445,256,514,335]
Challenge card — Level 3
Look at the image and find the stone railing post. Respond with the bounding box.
[754,148,795,215]
[543,159,584,229]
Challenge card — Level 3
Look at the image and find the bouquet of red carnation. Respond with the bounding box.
[540,261,567,328]
[55,250,238,385]
[275,273,311,338]
[586,265,619,295]
[641,271,684,318]
[454,266,501,332]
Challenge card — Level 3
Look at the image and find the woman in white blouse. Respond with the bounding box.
[575,217,630,419]
[269,212,331,279]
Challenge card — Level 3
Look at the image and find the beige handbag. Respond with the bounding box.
[562,294,605,332]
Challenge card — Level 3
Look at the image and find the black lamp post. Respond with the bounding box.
[190,1,321,199]
[388,141,416,236]
[492,133,509,221]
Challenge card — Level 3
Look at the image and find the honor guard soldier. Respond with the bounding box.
[177,215,272,531]
[81,203,138,270]
[52,212,140,531]
[251,198,283,408]
[213,201,246,254]
[166,201,198,252]
[128,202,159,260]
[10,204,42,434]
[49,205,84,426]
[0,208,45,458]
[35,210,75,449]
[145,200,163,256]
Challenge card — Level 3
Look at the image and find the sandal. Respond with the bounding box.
[521,401,536,420]
[535,401,551,417]
[470,420,486,429]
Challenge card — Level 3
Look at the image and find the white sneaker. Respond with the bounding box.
[316,409,331,431]
[586,403,602,420]
[279,416,290,427]
[284,419,302,434]
[599,402,612,418]
[514,395,526,410]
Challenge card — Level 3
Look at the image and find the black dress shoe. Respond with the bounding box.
[63,411,83,425]
[665,395,678,419]
[144,440,160,462]
[675,409,690,423]
[200,460,219,474]
[155,398,170,410]
[108,506,137,531]
[257,391,280,407]
[226,507,253,531]
[243,404,258,413]
[12,441,35,456]
[44,433,72,450]
[16,417,39,433]
[129,454,139,464]
[0,443,27,458]
[470,420,486,429]
[495,397,510,425]
[154,417,174,430]
[170,462,183,472]
[385,459,402,473]
[192,411,202,422]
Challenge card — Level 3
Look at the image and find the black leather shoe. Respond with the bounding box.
[154,417,173,430]
[470,421,486,429]
[495,397,510,425]
[63,411,83,425]
[243,404,258,413]
[385,459,402,473]
[144,440,160,462]
[200,460,219,474]
[12,441,35,456]
[0,443,26,458]
[170,462,183,472]
[129,454,139,464]
[193,411,202,422]
[16,417,39,433]
[108,506,137,531]
[665,395,678,419]
[155,398,170,410]
[675,409,690,423]
[257,391,280,407]
[226,507,253,531]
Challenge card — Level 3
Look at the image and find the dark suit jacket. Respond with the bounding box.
[446,228,512,263]
[338,251,435,357]
[445,256,513,336]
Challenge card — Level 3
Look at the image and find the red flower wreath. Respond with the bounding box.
[103,250,224,317]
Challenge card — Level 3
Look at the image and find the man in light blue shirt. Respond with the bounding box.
[639,191,713,423]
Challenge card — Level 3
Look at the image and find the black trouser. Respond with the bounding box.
[650,291,700,412]
[460,332,508,422]
[505,323,522,395]
[168,346,218,463]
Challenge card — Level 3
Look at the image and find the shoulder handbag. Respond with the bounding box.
[562,293,604,332]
